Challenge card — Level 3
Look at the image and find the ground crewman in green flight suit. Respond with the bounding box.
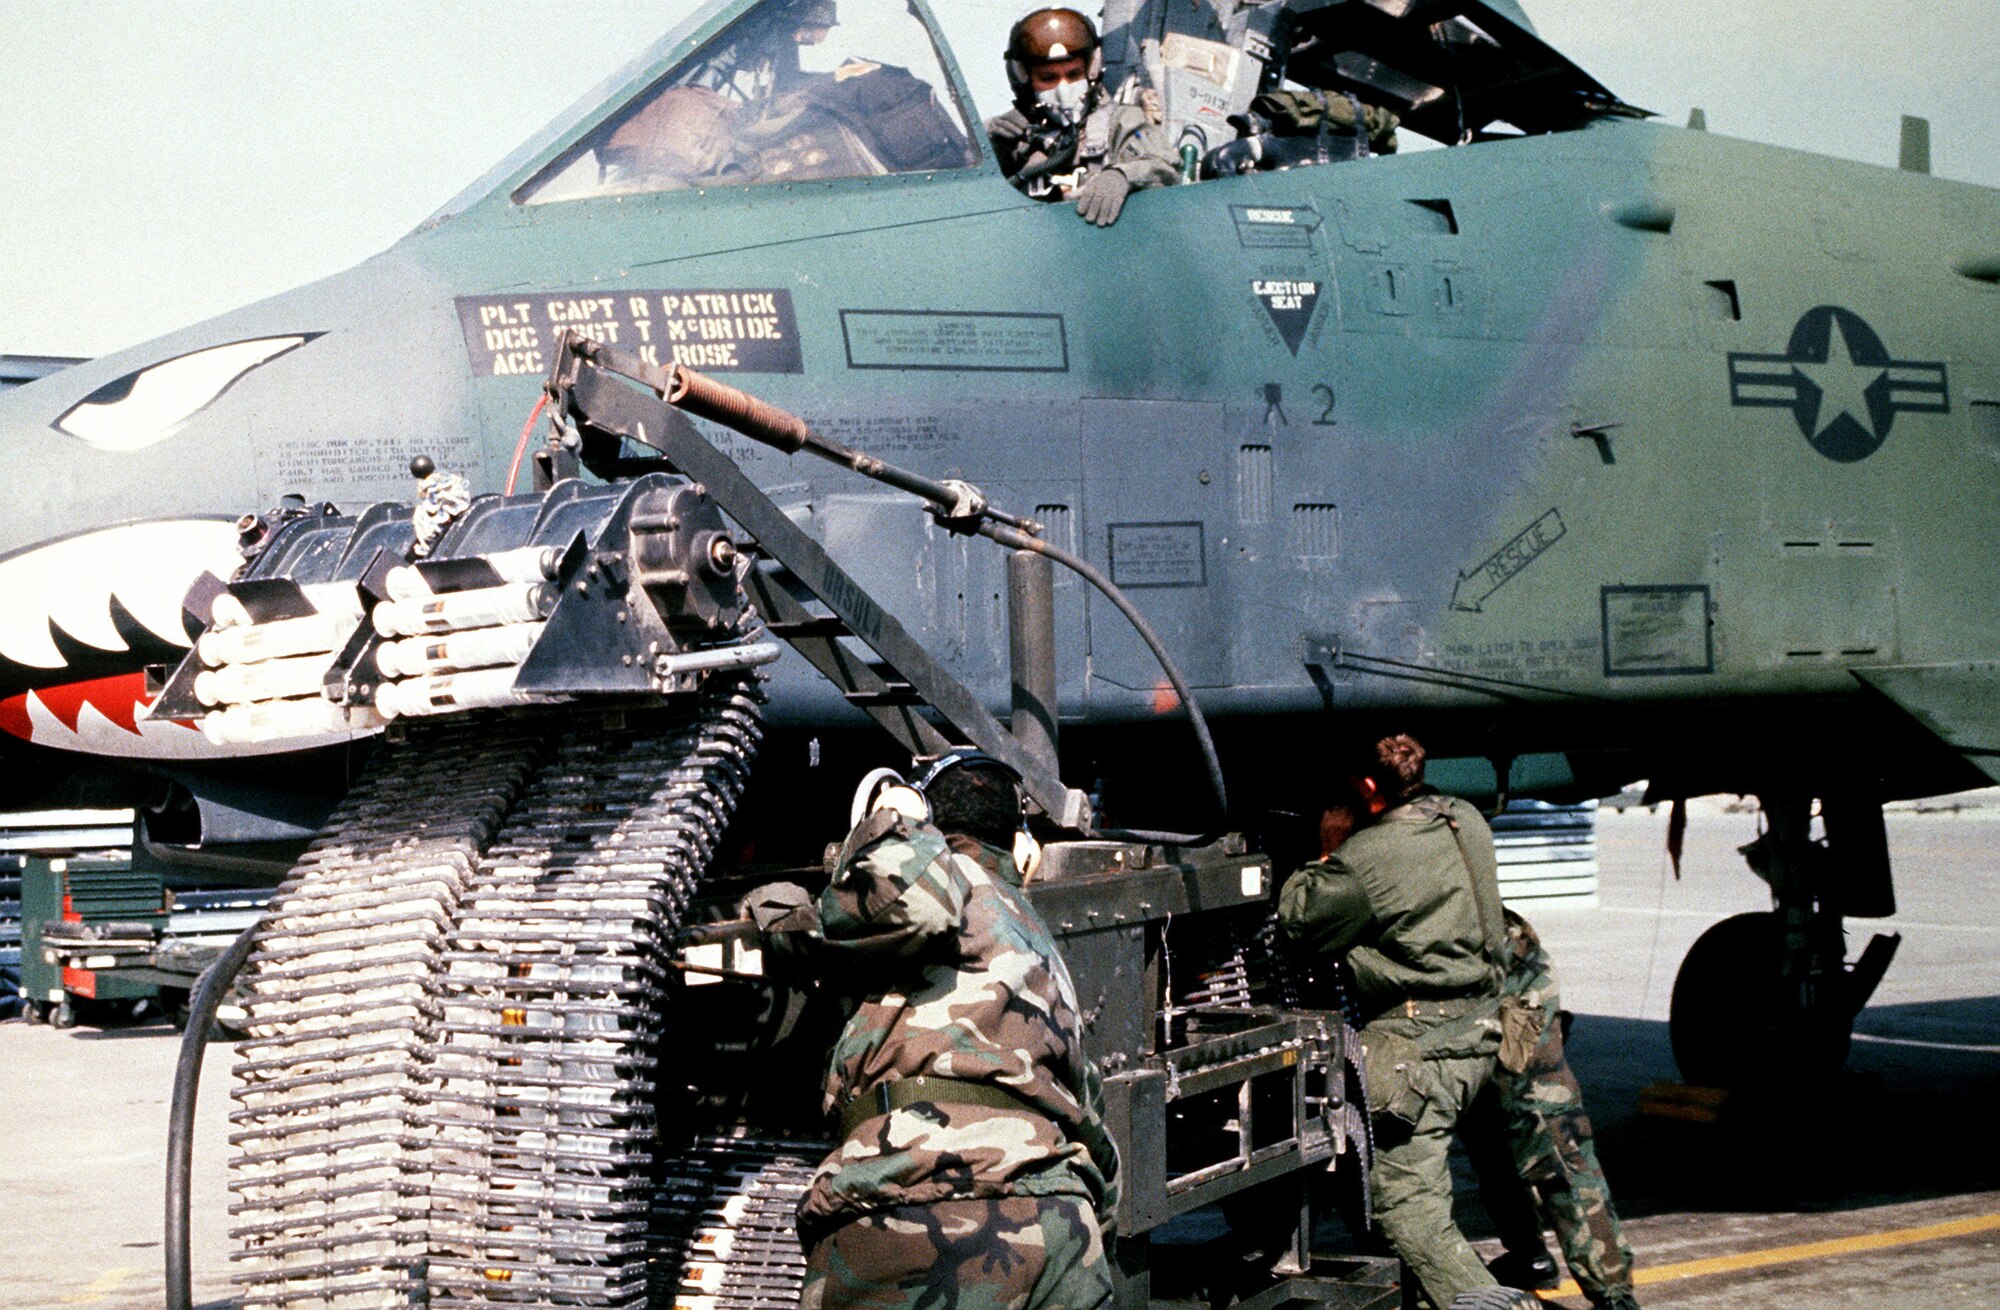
[1278,733,1531,1310]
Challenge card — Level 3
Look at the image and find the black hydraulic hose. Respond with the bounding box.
[567,346,1232,823]
[982,521,1229,821]
[166,923,260,1310]
[1012,135,1080,185]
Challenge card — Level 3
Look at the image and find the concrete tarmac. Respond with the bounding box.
[1464,802,2000,1309]
[0,804,1994,1309]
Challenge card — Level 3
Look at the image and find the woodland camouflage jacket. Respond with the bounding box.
[796,810,1120,1238]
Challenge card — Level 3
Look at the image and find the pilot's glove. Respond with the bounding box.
[1201,135,1264,179]
[988,113,1029,144]
[1075,168,1132,226]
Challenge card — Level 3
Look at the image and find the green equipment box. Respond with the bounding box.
[18,854,168,1028]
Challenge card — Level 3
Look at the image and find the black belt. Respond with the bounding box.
[836,1075,1048,1140]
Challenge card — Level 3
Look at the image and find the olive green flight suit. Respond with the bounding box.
[1279,789,1508,1309]
[986,100,1181,201]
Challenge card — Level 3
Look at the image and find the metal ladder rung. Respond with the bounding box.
[841,685,921,707]
[764,615,850,639]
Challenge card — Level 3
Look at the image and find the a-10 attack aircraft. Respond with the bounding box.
[2,0,1996,1094]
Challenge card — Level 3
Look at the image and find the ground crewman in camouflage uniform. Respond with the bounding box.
[987,8,1180,225]
[1463,910,1640,1310]
[1277,735,1528,1310]
[745,757,1118,1309]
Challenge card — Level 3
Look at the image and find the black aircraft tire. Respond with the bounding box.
[1670,911,1851,1087]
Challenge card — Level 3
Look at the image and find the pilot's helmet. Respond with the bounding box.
[603,86,735,189]
[1006,8,1103,112]
[789,0,838,35]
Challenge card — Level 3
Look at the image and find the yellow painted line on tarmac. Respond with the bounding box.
[57,1267,141,1304]
[1539,1211,2000,1300]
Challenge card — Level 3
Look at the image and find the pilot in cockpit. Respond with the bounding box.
[1201,88,1400,179]
[752,0,838,98]
[526,0,979,204]
[986,8,1180,227]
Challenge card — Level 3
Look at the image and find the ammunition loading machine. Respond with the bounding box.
[155,332,1392,1309]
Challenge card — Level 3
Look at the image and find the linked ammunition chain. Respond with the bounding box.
[428,683,764,1303]
[226,678,763,1309]
[1172,905,1305,1012]
[1337,1016,1373,1234]
[228,717,550,1307]
[650,1136,823,1310]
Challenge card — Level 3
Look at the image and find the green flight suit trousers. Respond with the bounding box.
[1365,1018,1502,1309]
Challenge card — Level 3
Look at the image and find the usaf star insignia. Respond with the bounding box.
[1726,305,1948,462]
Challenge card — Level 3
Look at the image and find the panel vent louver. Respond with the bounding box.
[1035,503,1075,555]
[1290,503,1339,557]
[1238,446,1273,523]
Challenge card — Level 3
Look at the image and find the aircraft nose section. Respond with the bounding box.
[0,248,481,559]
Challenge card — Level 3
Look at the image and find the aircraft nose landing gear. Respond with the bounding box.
[1667,792,1900,1088]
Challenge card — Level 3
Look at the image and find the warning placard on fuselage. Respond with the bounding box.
[456,290,803,377]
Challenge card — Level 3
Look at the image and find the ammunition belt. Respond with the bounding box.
[227,678,765,1309]
[650,1134,827,1308]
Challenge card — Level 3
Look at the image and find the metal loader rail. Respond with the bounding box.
[152,334,1393,1310]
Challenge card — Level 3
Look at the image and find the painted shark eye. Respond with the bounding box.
[53,334,319,451]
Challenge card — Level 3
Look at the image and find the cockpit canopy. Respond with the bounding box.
[501,0,1638,210]
[1266,0,1636,141]
[518,0,979,204]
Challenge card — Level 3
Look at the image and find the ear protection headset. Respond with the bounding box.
[915,751,1044,881]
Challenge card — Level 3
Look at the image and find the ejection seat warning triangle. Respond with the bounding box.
[1254,280,1320,355]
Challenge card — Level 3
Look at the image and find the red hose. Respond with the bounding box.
[505,393,549,495]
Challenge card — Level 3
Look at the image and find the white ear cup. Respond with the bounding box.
[873,784,931,825]
[1013,829,1043,881]
[850,767,910,828]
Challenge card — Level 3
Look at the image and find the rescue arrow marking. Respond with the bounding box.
[1450,509,1566,613]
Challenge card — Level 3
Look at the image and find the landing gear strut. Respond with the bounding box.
[1668,792,1900,1088]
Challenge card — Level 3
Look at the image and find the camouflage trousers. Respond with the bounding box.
[1464,1011,1635,1305]
[800,1194,1112,1310]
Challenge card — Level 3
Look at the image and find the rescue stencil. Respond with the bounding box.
[1451,509,1566,612]
[456,290,803,377]
[1231,204,1323,250]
